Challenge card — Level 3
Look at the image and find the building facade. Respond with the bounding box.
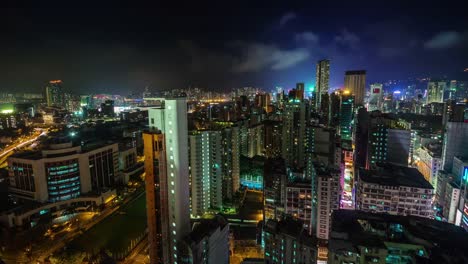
[426,81,446,105]
[263,218,317,264]
[285,180,313,235]
[44,80,65,108]
[184,215,229,264]
[315,59,330,110]
[8,140,119,203]
[442,121,468,171]
[368,83,383,111]
[315,165,341,240]
[189,130,223,217]
[344,70,366,106]
[338,91,354,140]
[356,164,434,218]
[282,100,309,169]
[146,97,191,264]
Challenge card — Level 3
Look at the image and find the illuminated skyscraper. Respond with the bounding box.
[338,90,354,140]
[366,112,411,168]
[282,99,309,169]
[44,80,65,108]
[426,81,446,104]
[189,130,223,217]
[315,59,330,110]
[144,97,191,264]
[344,70,366,106]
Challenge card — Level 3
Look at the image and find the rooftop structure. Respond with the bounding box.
[328,210,468,263]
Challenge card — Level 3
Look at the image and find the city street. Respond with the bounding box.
[0,129,47,168]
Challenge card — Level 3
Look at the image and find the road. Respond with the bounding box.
[0,189,144,264]
[0,129,47,167]
[121,235,149,264]
[35,190,145,263]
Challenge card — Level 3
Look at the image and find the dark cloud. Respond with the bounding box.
[279,12,297,27]
[295,32,320,44]
[360,18,421,59]
[1,5,467,93]
[334,29,360,50]
[232,43,310,72]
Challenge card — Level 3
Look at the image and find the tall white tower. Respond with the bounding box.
[147,97,190,264]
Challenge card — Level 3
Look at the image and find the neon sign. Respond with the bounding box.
[463,167,468,182]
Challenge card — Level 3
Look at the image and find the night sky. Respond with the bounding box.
[1,3,468,95]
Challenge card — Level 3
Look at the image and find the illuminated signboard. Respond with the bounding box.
[373,88,380,94]
[463,214,468,227]
[464,166,468,182]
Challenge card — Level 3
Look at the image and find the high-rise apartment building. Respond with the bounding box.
[282,100,309,169]
[184,215,229,264]
[414,143,442,186]
[263,120,282,158]
[284,179,313,234]
[263,218,317,264]
[328,91,340,128]
[264,158,287,221]
[315,165,341,240]
[366,111,411,168]
[442,121,468,171]
[315,59,330,110]
[356,163,434,218]
[368,83,383,111]
[45,80,65,108]
[247,123,264,158]
[306,125,336,166]
[228,126,241,197]
[145,97,191,264]
[295,82,305,101]
[189,130,223,217]
[344,70,366,106]
[443,100,466,125]
[426,81,446,105]
[338,90,354,140]
[255,93,272,113]
[0,114,17,130]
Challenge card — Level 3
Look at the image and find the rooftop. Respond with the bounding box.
[264,217,316,247]
[10,139,116,160]
[345,70,366,75]
[422,142,442,157]
[185,215,228,245]
[358,163,433,189]
[329,210,468,261]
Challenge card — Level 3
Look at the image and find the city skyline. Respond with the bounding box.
[2,4,468,264]
[1,4,468,94]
